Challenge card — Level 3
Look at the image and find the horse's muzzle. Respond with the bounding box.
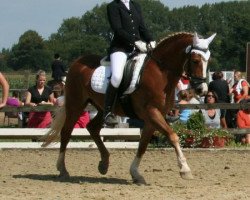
[190,77,208,96]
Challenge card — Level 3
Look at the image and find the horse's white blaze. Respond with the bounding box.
[130,156,142,178]
[202,60,208,78]
[201,59,208,93]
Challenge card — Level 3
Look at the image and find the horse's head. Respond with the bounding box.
[185,32,216,96]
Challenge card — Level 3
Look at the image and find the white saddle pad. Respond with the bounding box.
[91,53,147,94]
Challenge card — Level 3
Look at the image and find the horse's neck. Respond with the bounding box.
[153,45,189,75]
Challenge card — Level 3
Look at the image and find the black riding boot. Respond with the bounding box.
[103,82,118,127]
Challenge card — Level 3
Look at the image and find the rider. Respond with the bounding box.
[104,0,156,126]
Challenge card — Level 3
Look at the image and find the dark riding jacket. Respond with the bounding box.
[51,59,66,81]
[107,0,153,54]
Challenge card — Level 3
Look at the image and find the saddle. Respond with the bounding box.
[91,53,147,117]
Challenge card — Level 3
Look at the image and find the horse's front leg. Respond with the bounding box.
[130,124,154,185]
[147,107,193,180]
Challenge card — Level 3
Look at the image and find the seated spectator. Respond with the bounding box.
[236,99,250,144]
[6,90,24,121]
[55,78,90,128]
[174,72,190,102]
[166,72,190,122]
[25,70,54,128]
[176,89,191,123]
[187,88,200,114]
[201,91,221,128]
[7,91,24,107]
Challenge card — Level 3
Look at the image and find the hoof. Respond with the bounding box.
[98,160,109,175]
[58,171,70,181]
[180,171,194,180]
[132,175,147,185]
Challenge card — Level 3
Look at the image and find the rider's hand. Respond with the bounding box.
[135,40,147,53]
[148,41,156,49]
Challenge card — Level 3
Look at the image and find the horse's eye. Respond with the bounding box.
[192,60,199,64]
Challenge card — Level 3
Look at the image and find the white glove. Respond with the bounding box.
[148,41,156,49]
[135,40,147,53]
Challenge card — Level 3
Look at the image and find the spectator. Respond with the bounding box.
[228,71,249,128]
[201,91,221,128]
[236,99,250,144]
[51,53,67,82]
[0,72,9,108]
[175,72,190,102]
[5,91,24,126]
[187,88,200,114]
[7,91,24,107]
[176,89,191,123]
[230,70,249,103]
[55,78,90,128]
[25,70,54,128]
[208,71,230,128]
[165,73,190,122]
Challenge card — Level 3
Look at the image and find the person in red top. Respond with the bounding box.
[236,99,250,144]
[230,71,249,103]
[55,78,90,128]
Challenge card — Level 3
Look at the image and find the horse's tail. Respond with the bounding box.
[40,106,66,147]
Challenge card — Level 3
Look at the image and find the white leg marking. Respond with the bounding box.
[130,156,142,179]
[175,144,192,175]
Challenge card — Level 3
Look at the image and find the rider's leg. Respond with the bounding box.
[103,51,127,126]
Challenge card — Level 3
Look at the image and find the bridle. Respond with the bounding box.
[183,45,209,88]
[148,45,209,88]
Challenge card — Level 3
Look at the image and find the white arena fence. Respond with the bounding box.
[0,102,250,149]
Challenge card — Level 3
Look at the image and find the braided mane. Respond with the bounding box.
[157,32,193,47]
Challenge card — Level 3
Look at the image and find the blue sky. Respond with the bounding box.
[0,0,235,50]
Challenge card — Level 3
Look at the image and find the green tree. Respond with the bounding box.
[8,30,51,71]
[2,0,250,72]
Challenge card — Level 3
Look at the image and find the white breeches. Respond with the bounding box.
[110,51,127,88]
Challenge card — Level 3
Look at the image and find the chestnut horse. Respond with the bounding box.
[42,32,216,184]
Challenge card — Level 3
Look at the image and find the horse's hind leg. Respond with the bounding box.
[57,102,88,178]
[87,109,110,175]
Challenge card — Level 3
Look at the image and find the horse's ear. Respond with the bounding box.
[193,32,199,45]
[206,33,217,45]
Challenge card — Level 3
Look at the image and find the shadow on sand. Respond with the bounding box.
[13,174,131,185]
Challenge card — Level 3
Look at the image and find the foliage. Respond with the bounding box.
[170,112,232,147]
[1,0,250,72]
[7,30,51,72]
[186,111,205,131]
